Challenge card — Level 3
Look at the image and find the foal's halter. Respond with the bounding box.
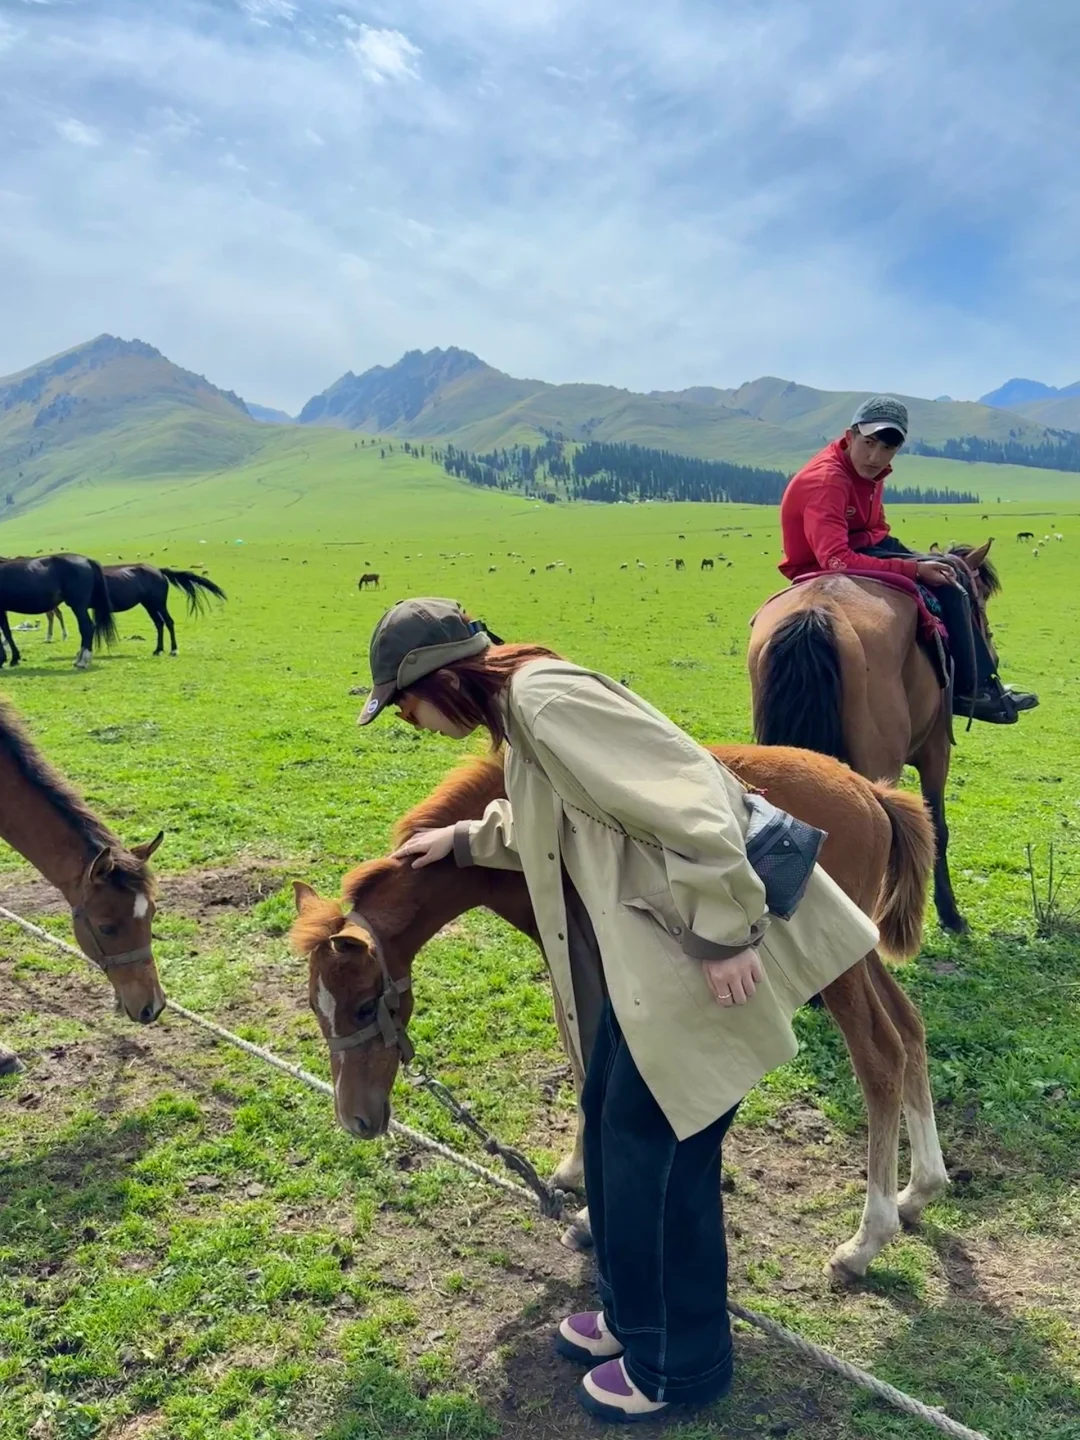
[72,905,154,971]
[325,910,414,1064]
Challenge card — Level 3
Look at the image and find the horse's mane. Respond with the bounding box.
[949,544,1001,596]
[290,756,508,955]
[0,697,153,892]
[391,755,506,845]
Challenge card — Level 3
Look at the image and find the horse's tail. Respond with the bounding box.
[753,606,848,762]
[88,559,118,649]
[870,784,935,960]
[160,569,228,616]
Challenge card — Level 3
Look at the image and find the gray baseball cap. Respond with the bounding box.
[358,597,493,725]
[851,395,908,440]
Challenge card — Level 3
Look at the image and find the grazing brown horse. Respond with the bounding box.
[291,746,947,1278]
[748,541,998,933]
[0,698,166,1074]
[358,573,381,591]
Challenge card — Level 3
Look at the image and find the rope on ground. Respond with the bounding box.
[0,905,991,1440]
[727,1303,990,1440]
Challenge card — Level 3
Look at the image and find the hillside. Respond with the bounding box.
[0,335,265,514]
[298,350,1057,467]
[980,377,1080,432]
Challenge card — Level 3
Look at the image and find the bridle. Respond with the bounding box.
[72,904,154,971]
[324,909,414,1064]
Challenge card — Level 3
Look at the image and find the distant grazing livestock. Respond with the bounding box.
[1055,533,1064,541]
[929,543,942,554]
[105,564,227,656]
[701,557,714,570]
[1017,531,1035,541]
[1033,548,1040,558]
[529,568,536,575]
[636,561,647,570]
[358,573,380,590]
[619,563,628,570]
[678,533,686,540]
[674,558,685,570]
[546,563,557,571]
[488,566,497,573]
[982,514,989,520]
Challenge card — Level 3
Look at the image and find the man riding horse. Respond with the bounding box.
[778,396,1038,724]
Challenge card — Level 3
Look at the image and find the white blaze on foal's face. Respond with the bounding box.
[316,974,339,1038]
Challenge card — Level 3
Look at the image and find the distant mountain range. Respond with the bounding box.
[979,377,1080,432]
[0,334,1075,515]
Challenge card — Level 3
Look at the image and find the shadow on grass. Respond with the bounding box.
[0,1109,156,1276]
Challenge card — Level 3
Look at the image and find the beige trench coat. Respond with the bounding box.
[453,659,879,1140]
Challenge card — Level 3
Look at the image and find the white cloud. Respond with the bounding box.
[345,25,421,85]
[0,0,1077,409]
[240,0,296,24]
[55,118,102,147]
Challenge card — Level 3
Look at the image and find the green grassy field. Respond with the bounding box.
[1,448,1078,1440]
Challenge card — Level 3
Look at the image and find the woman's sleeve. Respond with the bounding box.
[530,681,767,958]
[452,799,524,872]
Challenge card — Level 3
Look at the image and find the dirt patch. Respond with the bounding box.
[0,860,287,928]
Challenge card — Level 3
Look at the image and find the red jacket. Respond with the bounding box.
[779,438,918,581]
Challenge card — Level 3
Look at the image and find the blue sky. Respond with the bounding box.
[0,0,1075,410]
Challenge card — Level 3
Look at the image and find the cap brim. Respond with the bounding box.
[357,680,397,726]
[858,421,907,440]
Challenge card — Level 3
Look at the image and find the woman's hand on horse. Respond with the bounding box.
[915,560,960,587]
[702,949,763,1007]
[393,826,456,868]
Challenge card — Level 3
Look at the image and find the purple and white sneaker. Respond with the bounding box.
[579,1357,669,1422]
[555,1310,624,1364]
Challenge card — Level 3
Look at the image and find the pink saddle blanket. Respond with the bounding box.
[779,569,947,644]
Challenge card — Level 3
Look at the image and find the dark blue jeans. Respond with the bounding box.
[582,1001,738,1405]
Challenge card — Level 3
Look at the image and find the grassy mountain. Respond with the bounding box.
[299,350,1057,468]
[980,377,1080,432]
[0,334,264,514]
[244,402,295,424]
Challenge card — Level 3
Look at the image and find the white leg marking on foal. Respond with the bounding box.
[316,977,339,1038]
[898,1104,949,1219]
[133,892,150,919]
[830,1185,900,1276]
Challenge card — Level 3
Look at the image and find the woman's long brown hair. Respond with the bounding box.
[403,642,561,747]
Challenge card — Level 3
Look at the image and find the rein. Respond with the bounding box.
[325,909,414,1064]
[73,904,154,970]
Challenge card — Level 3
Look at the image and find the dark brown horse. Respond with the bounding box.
[0,553,117,669]
[104,565,226,655]
[358,573,381,590]
[748,542,999,933]
[0,697,165,1074]
[291,745,947,1279]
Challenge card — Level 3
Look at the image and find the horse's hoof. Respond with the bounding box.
[560,1220,594,1252]
[939,915,969,935]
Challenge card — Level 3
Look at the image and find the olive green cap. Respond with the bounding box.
[358,597,492,725]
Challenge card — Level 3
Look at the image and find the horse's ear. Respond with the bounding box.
[86,847,113,885]
[130,831,164,862]
[966,539,993,570]
[329,922,373,954]
[293,880,320,913]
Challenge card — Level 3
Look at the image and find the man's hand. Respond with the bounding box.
[702,948,764,1007]
[915,559,960,587]
[392,825,457,868]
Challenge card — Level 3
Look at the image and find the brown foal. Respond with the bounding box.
[292,745,947,1278]
[0,698,166,1074]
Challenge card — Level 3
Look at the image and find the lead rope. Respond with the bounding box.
[0,905,991,1440]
